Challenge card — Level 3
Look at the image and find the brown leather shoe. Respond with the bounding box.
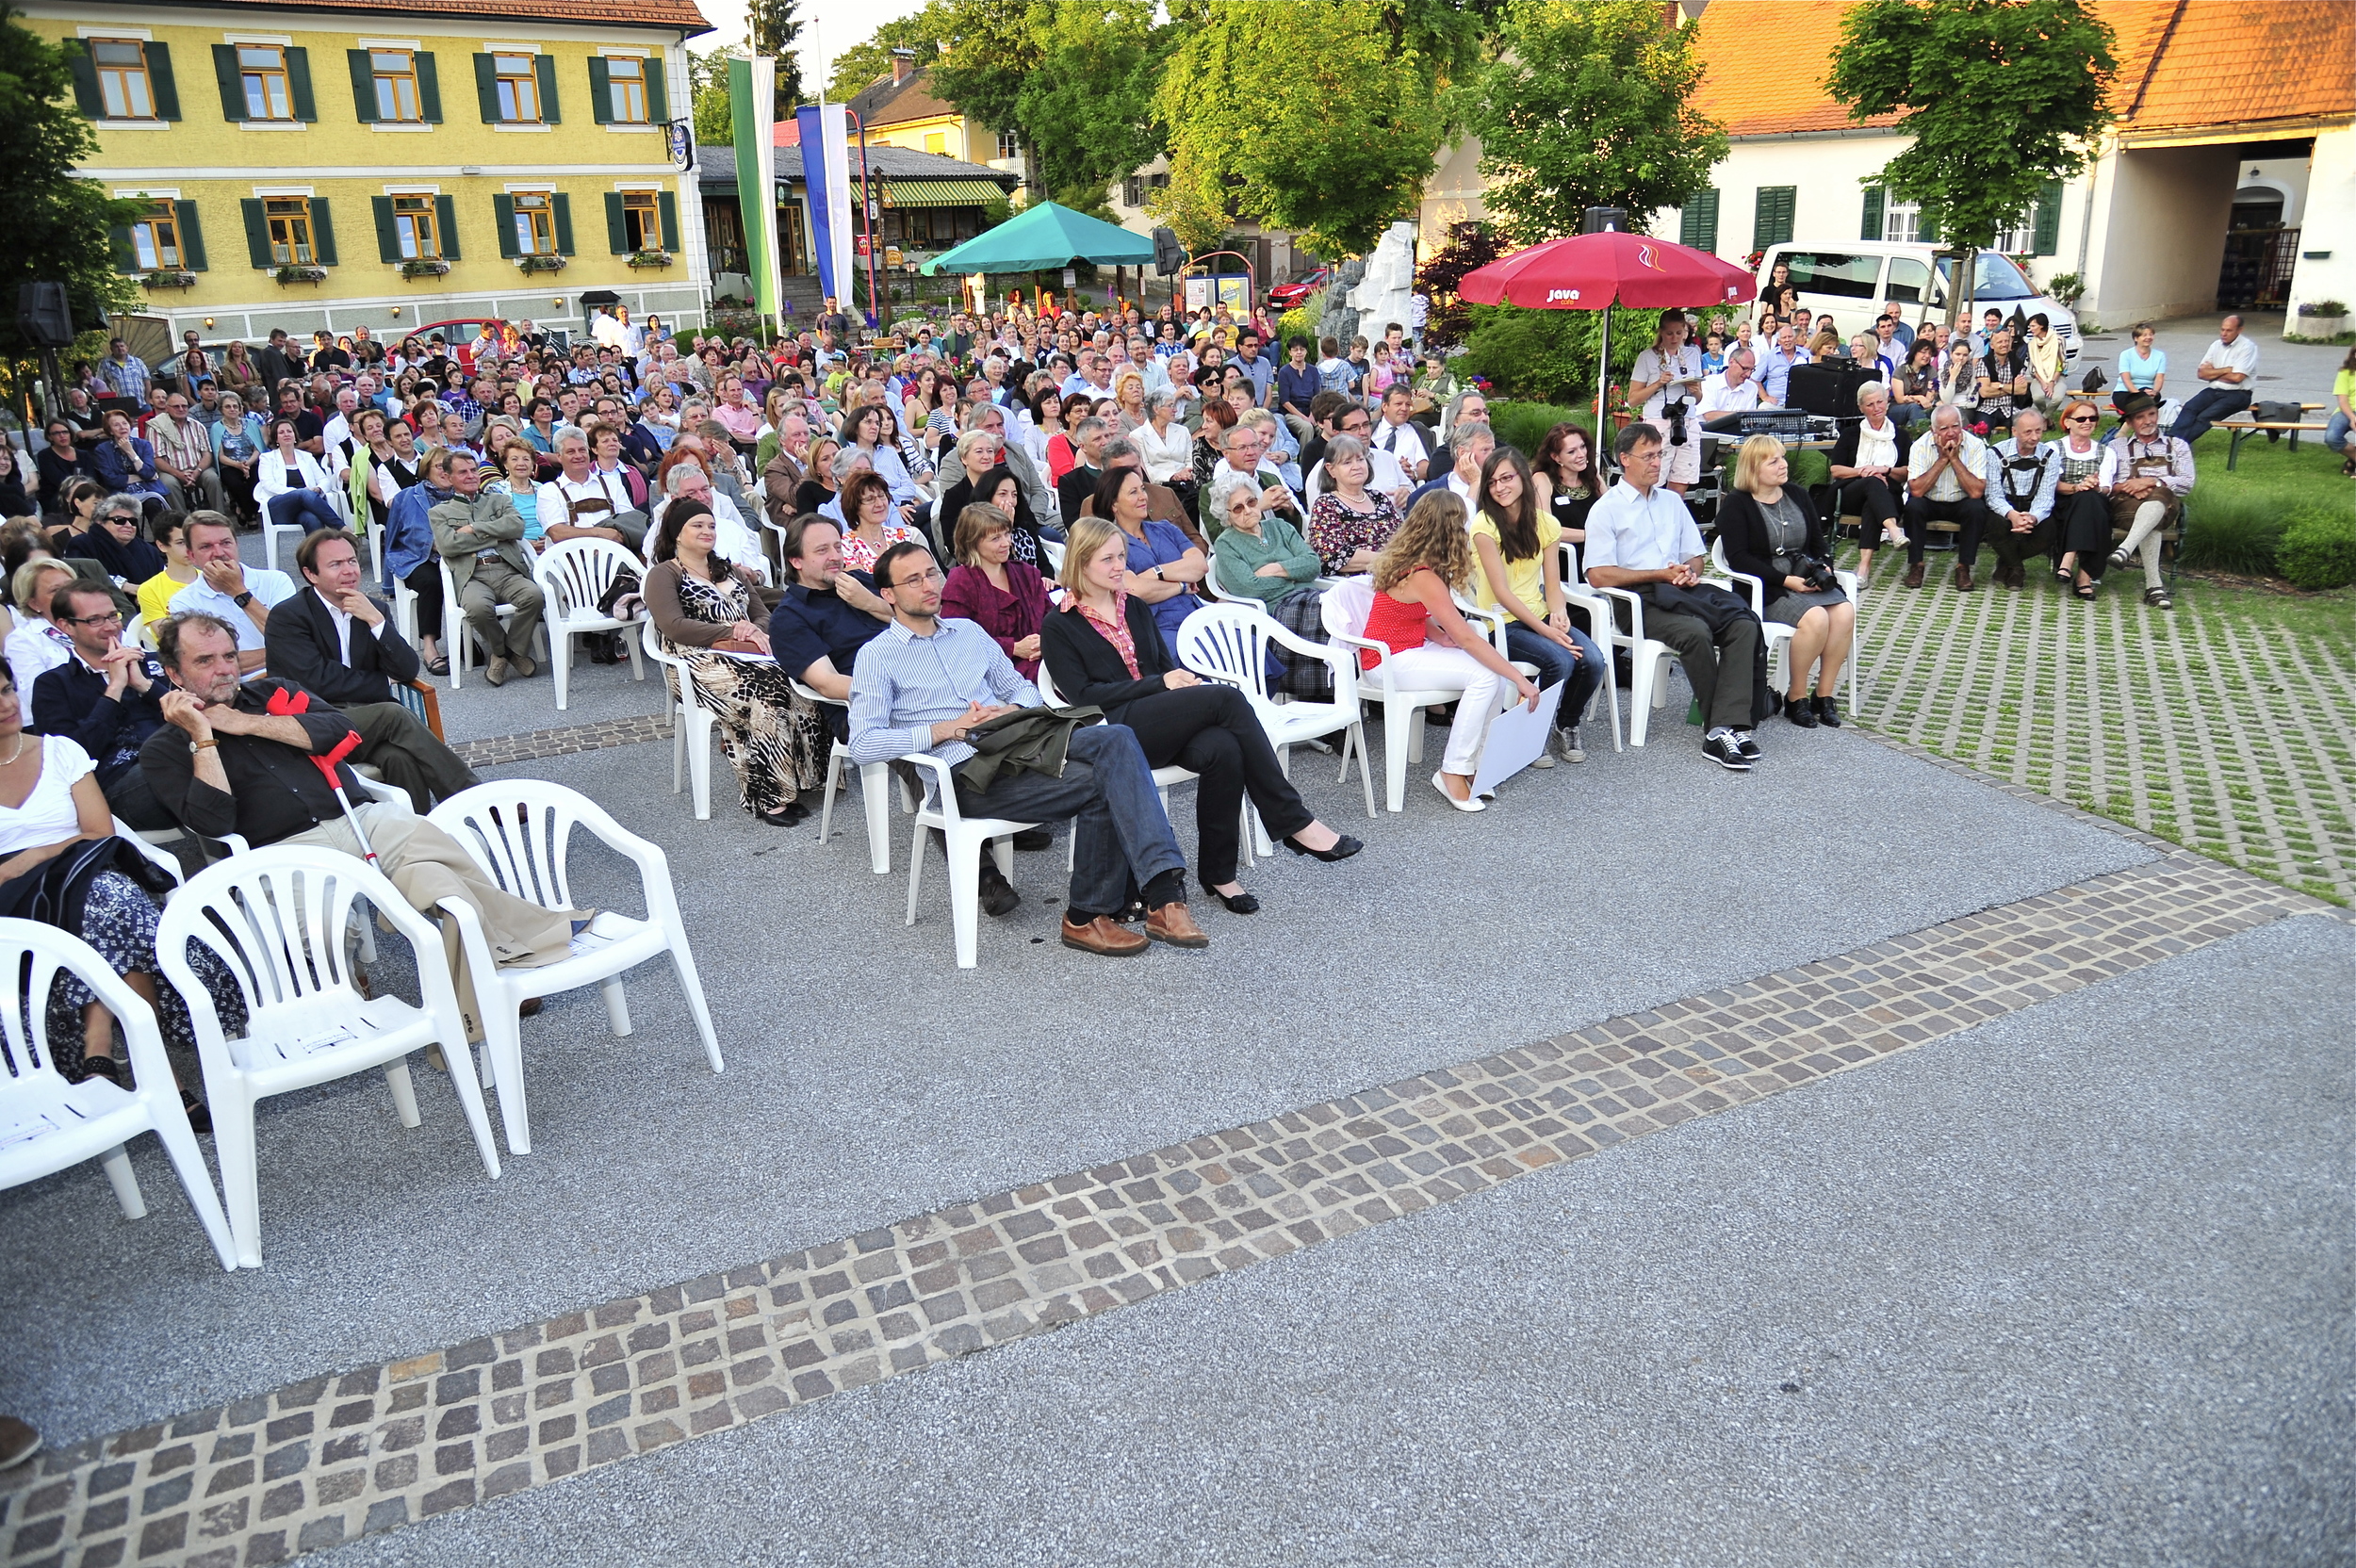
[508,652,539,678]
[1953,564,1976,593]
[1902,562,1925,589]
[484,656,510,686]
[1144,901,1209,949]
[1060,914,1147,956]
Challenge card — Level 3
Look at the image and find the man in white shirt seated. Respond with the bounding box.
[2168,314,2259,445]
[543,428,649,551]
[1583,422,1762,772]
[1899,404,1991,592]
[1699,350,1764,415]
[651,464,772,584]
[167,512,299,677]
[1367,385,1431,481]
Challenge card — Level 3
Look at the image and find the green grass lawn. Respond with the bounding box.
[2181,422,2352,577]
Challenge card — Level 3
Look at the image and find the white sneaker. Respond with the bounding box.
[1555,725,1586,763]
[1529,749,1556,769]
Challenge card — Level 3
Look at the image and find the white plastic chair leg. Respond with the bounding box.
[905,814,929,925]
[385,1060,422,1128]
[212,1094,263,1269]
[859,762,892,874]
[552,629,573,710]
[100,1145,147,1219]
[481,1018,531,1156]
[947,841,982,970]
[817,748,843,844]
[1382,698,1414,811]
[664,938,724,1072]
[1628,652,1659,747]
[599,976,631,1036]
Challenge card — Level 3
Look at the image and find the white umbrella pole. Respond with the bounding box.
[1595,306,1612,463]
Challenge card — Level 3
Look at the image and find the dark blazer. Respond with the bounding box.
[1716,488,1831,610]
[1039,595,1174,720]
[263,584,423,708]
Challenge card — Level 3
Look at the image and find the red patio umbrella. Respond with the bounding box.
[1458,230,1757,447]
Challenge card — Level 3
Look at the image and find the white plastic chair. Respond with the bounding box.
[1175,603,1376,819]
[428,781,722,1156]
[440,557,548,691]
[1039,538,1066,574]
[533,538,648,710]
[0,918,237,1269]
[644,619,719,819]
[1556,543,1625,754]
[793,677,903,874]
[1709,538,1859,707]
[902,751,1041,970]
[156,844,501,1267]
[1320,577,1511,811]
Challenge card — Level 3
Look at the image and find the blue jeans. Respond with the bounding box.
[1504,622,1602,732]
[2169,386,2250,444]
[268,488,343,535]
[2327,409,2350,453]
[951,722,1186,919]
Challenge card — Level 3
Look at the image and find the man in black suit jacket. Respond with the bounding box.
[263,529,478,811]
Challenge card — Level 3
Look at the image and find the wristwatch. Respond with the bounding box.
[233,591,254,608]
[1152,566,1167,581]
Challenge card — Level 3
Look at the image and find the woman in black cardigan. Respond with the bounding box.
[1825,381,1909,585]
[1040,514,1360,914]
[1717,434,1856,728]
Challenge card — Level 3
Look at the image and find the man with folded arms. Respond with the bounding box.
[849,541,1205,956]
[265,528,479,810]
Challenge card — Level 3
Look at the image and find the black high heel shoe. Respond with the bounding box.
[1200,877,1259,914]
[1282,831,1363,862]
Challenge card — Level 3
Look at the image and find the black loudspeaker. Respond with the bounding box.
[1152,227,1184,277]
[16,283,74,349]
[1581,206,1628,234]
[1787,360,1878,418]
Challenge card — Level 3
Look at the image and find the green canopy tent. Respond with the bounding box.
[920,200,1154,313]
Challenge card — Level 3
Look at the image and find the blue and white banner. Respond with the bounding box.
[796,104,854,310]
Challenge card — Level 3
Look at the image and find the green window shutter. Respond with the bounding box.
[552,192,575,254]
[63,40,104,116]
[417,51,442,122]
[241,198,271,267]
[435,194,460,259]
[372,195,400,262]
[286,46,316,122]
[175,201,206,270]
[474,54,500,122]
[349,48,377,121]
[588,57,613,124]
[605,192,629,253]
[644,56,666,122]
[310,198,336,265]
[495,193,518,257]
[1758,187,1795,249]
[1860,185,1884,242]
[535,55,560,123]
[214,44,246,122]
[1678,188,1717,253]
[1678,195,1704,249]
[148,43,181,120]
[2032,179,2064,255]
[110,223,139,273]
[658,190,679,252]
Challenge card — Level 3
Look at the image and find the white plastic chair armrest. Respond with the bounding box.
[1592,583,1646,645]
[901,750,959,822]
[1721,567,1767,615]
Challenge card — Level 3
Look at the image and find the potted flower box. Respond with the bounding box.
[627,249,673,270]
[273,264,328,286]
[400,257,451,279]
[515,254,566,275]
[2295,300,2349,339]
[142,270,197,290]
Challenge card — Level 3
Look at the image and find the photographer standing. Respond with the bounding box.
[1716,434,1853,729]
[1628,313,1707,495]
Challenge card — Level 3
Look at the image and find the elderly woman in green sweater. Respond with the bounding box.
[1208,472,1331,695]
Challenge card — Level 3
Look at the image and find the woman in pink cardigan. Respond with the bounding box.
[940,501,1051,680]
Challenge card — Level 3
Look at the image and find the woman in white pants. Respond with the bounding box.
[1358,492,1540,812]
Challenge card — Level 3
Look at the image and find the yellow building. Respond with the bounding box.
[25,0,715,346]
[844,52,1031,196]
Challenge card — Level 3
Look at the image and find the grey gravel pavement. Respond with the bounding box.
[304,911,2352,1568]
[4,698,2156,1448]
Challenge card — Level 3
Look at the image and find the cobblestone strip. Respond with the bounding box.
[0,858,2330,1568]
[450,714,670,771]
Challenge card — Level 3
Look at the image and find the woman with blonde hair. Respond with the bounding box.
[1716,433,1853,727]
[1361,492,1540,811]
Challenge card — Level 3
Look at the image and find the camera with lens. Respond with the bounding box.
[1790,553,1839,594]
[1662,395,1692,448]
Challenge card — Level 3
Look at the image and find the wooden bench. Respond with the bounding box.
[2220,403,2327,469]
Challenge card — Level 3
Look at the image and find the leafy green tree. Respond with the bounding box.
[1469,0,1725,247]
[1826,0,2115,322]
[0,6,140,362]
[689,51,732,145]
[747,0,804,114]
[923,0,1040,138]
[1001,1,1164,210]
[1153,0,1450,258]
[826,7,951,102]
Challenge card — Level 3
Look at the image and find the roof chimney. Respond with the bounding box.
[890,47,916,86]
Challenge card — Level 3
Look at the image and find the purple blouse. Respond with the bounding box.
[941,560,1050,679]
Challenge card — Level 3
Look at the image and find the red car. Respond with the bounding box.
[1267,268,1332,310]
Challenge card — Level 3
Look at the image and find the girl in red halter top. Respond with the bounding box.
[1359,491,1540,811]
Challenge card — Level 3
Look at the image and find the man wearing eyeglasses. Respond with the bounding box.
[27,580,176,828]
[849,540,1206,956]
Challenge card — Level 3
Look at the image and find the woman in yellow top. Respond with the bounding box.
[1469,447,1602,766]
[134,514,200,629]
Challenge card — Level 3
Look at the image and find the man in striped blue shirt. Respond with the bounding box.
[848,542,1205,956]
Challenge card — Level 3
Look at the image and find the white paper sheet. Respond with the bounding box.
[1470,678,1564,798]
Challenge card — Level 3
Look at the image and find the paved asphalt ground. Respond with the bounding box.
[312,912,2353,1568]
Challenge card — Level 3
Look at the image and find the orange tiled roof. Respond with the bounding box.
[1688,0,2352,140]
[176,0,713,31]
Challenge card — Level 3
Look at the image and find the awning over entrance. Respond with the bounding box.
[879,179,1003,207]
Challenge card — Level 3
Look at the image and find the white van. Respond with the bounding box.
[1755,241,2082,362]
